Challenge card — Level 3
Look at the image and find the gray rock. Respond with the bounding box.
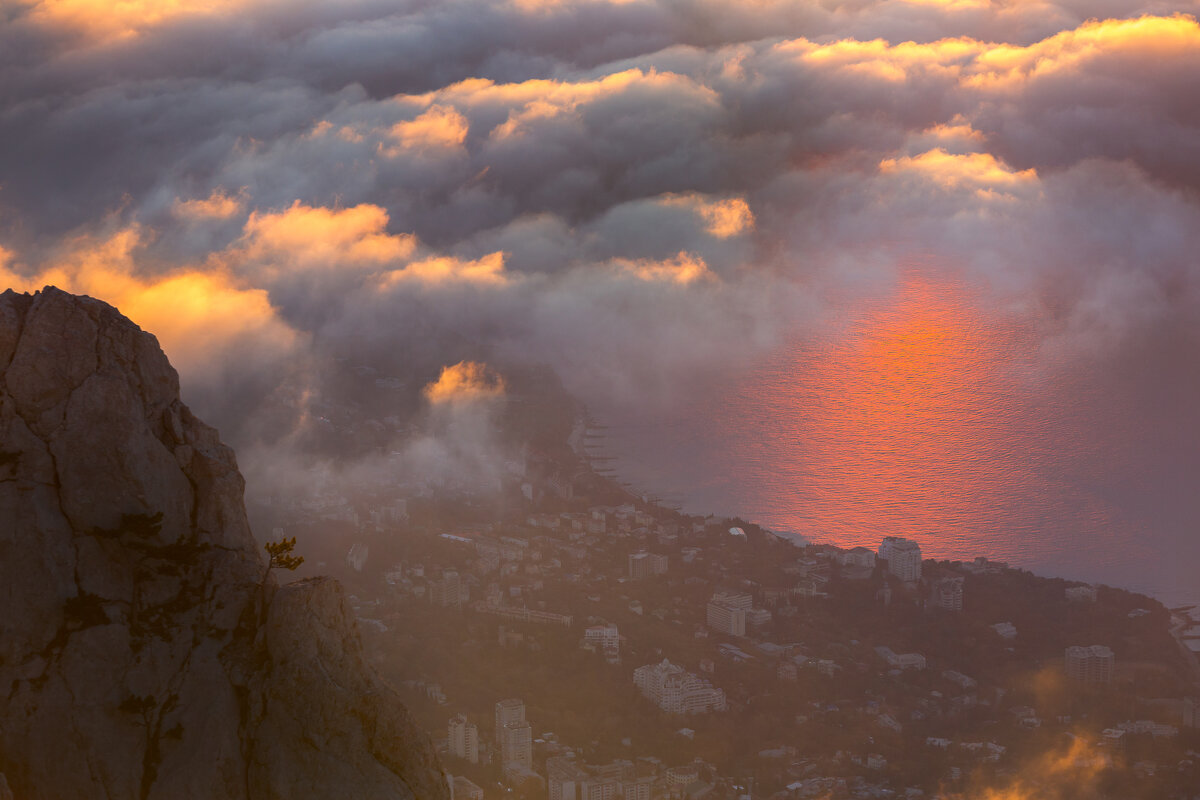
[0,287,449,800]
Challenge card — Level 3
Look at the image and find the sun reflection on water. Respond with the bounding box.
[603,265,1200,603]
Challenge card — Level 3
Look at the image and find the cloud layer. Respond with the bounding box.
[2,0,1199,504]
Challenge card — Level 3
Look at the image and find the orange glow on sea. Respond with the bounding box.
[602,263,1196,601]
[753,266,1049,553]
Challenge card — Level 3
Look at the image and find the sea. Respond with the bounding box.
[599,267,1200,610]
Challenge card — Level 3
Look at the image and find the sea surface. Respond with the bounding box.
[600,268,1200,609]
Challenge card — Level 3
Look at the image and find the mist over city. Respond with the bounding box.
[1,1,1198,798]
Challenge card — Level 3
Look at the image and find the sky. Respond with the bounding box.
[1,0,1199,548]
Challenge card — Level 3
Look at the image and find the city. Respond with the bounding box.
[258,465,1200,799]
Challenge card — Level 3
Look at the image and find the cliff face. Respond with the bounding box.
[0,287,448,800]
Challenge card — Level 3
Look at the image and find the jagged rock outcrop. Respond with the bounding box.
[0,287,449,800]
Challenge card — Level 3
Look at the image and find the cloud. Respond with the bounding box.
[0,226,302,391]
[23,0,255,43]
[381,252,510,287]
[423,360,507,405]
[2,0,1200,508]
[239,202,417,270]
[659,193,756,238]
[385,104,470,153]
[879,148,1039,194]
[948,733,1113,800]
[172,188,246,221]
[611,250,714,284]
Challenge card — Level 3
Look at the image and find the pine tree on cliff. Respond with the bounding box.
[263,537,304,584]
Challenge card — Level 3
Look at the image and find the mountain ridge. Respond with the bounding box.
[0,286,449,799]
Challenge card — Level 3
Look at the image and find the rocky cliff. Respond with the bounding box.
[0,287,449,799]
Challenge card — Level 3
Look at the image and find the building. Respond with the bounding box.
[495,698,525,742]
[1066,585,1098,603]
[835,546,877,569]
[547,757,589,800]
[473,602,573,627]
[991,621,1017,639]
[549,758,650,800]
[447,714,479,763]
[875,646,926,670]
[451,776,484,800]
[666,764,700,787]
[942,670,978,691]
[628,551,669,580]
[633,659,726,714]
[500,719,532,768]
[430,569,463,609]
[583,623,620,649]
[929,576,964,611]
[583,623,621,662]
[622,776,653,800]
[879,537,922,582]
[706,591,752,637]
[746,607,773,631]
[1065,645,1114,685]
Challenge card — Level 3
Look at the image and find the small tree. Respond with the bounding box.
[263,536,304,583]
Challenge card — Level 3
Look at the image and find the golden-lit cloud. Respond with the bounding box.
[401,69,718,141]
[423,361,506,405]
[381,252,510,287]
[779,35,981,83]
[965,14,1200,90]
[385,105,470,154]
[952,734,1112,800]
[172,188,245,221]
[660,194,756,238]
[919,116,986,146]
[763,13,1200,96]
[27,0,252,42]
[0,227,299,376]
[489,100,573,141]
[612,251,713,285]
[898,0,989,9]
[880,148,1038,197]
[306,121,364,143]
[506,0,640,11]
[240,202,416,268]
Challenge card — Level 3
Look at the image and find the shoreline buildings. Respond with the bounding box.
[879,537,922,582]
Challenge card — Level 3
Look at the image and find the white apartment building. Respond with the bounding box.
[500,719,532,768]
[548,758,650,800]
[706,591,752,637]
[879,537,922,582]
[547,757,588,800]
[583,624,620,651]
[447,714,479,763]
[633,659,726,714]
[1065,645,1114,684]
[430,569,462,609]
[628,551,668,580]
[494,698,525,744]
